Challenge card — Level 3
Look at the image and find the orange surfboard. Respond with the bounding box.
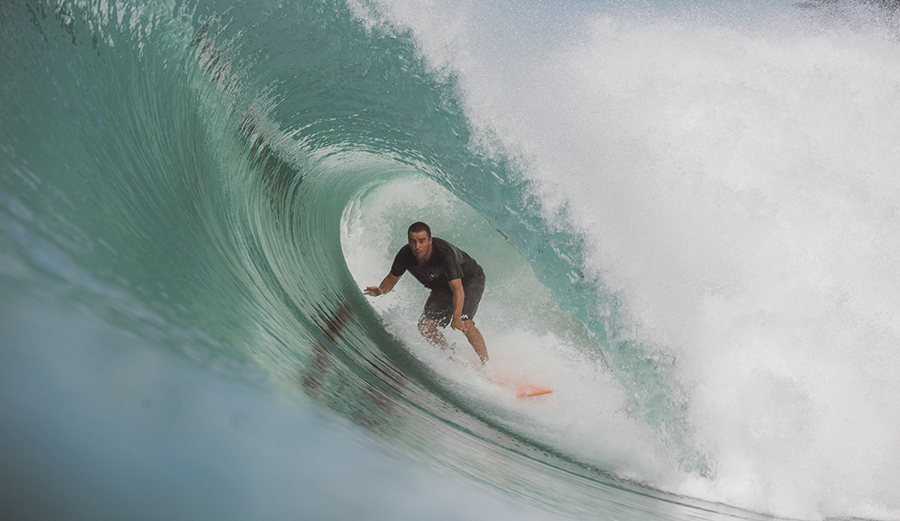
[514,383,553,398]
[489,375,554,398]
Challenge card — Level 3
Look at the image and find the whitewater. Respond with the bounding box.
[2,0,900,520]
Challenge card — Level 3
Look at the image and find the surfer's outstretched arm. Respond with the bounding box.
[364,273,400,297]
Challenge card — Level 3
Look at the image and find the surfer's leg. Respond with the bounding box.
[458,275,488,363]
[420,290,453,349]
[462,321,489,364]
[418,318,450,349]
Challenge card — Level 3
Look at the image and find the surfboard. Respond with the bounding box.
[514,383,553,398]
[445,344,553,398]
[488,374,553,398]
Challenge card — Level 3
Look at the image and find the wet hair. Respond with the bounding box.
[408,222,431,237]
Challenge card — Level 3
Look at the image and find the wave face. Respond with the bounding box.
[2,0,900,520]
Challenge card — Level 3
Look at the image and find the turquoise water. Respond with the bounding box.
[3,0,900,519]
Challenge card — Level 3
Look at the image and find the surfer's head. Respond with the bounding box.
[408,221,431,238]
[408,222,433,263]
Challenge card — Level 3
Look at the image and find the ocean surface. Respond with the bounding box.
[3,0,900,519]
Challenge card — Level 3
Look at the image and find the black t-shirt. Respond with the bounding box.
[390,237,483,290]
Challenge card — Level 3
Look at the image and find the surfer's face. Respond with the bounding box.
[408,231,432,263]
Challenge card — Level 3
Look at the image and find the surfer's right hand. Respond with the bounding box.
[364,286,381,296]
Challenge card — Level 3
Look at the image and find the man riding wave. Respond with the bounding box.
[364,222,489,363]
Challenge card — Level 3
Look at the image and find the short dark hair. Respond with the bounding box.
[408,222,431,237]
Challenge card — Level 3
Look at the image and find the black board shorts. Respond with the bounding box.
[420,273,485,327]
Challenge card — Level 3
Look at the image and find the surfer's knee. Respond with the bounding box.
[462,320,480,336]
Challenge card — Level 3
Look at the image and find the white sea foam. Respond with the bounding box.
[341,177,675,481]
[351,2,900,519]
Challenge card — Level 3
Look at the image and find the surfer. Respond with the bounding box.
[364,222,489,364]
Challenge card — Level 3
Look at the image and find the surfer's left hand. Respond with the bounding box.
[451,316,466,332]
